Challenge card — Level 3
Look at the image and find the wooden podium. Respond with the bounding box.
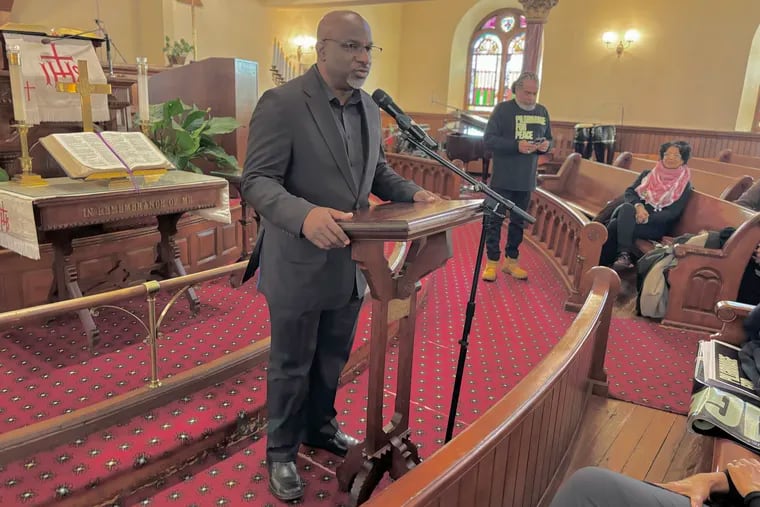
[336,199,482,506]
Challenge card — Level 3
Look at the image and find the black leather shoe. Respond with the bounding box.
[268,461,304,501]
[612,251,635,272]
[304,430,360,457]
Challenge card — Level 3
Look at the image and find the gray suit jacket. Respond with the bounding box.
[241,66,421,311]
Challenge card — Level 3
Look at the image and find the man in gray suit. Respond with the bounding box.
[241,10,437,502]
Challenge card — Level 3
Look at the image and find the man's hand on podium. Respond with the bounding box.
[413,190,440,202]
[303,207,353,250]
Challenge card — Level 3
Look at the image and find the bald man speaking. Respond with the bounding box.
[241,10,436,501]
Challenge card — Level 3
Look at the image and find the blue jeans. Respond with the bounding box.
[484,188,532,261]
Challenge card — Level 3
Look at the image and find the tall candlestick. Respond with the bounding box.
[272,38,277,67]
[136,56,150,124]
[6,45,26,124]
[6,45,45,186]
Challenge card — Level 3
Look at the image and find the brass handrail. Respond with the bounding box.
[0,261,247,328]
[0,245,408,466]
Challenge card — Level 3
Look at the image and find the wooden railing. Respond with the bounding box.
[386,152,462,199]
[365,266,620,507]
[527,188,608,311]
[385,152,607,312]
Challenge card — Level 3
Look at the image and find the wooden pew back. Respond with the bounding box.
[689,157,760,180]
[613,152,753,202]
[636,153,760,181]
[671,191,755,236]
[718,149,760,169]
[539,153,636,216]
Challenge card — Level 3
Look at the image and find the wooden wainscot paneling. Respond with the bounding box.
[364,267,620,507]
[0,204,253,312]
[392,113,760,163]
[550,121,760,160]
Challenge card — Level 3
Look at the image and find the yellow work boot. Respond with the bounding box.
[502,257,528,280]
[481,260,499,282]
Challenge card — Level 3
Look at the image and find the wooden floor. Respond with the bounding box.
[562,395,714,484]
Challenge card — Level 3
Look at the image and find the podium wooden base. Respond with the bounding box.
[337,431,421,504]
[334,200,482,506]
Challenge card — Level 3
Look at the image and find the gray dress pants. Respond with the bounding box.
[549,467,702,507]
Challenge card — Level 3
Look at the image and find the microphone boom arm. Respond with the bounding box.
[398,131,535,223]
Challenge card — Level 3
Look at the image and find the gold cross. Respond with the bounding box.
[56,59,112,132]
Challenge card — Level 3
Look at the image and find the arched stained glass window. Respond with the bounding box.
[481,16,497,30]
[500,16,515,33]
[466,8,528,112]
[502,33,525,101]
[469,34,502,108]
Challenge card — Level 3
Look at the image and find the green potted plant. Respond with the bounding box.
[163,36,194,66]
[145,98,241,173]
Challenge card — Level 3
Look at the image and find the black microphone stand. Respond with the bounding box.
[94,19,113,77]
[396,130,535,443]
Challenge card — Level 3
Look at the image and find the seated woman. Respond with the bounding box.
[601,141,693,271]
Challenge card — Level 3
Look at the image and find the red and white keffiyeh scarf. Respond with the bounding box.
[635,161,691,211]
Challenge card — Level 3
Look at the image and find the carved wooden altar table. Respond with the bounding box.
[0,171,230,347]
[336,199,482,506]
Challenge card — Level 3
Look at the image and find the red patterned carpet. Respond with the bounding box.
[0,221,704,505]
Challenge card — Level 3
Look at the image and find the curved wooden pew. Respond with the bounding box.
[660,194,760,331]
[538,152,635,217]
[527,187,608,311]
[614,152,753,202]
[387,152,462,199]
[378,152,606,315]
[364,267,621,507]
[539,154,760,332]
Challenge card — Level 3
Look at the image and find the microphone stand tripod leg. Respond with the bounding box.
[445,211,489,442]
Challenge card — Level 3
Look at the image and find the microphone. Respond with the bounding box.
[372,89,439,150]
[40,28,101,45]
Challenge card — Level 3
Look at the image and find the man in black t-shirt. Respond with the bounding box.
[482,72,553,281]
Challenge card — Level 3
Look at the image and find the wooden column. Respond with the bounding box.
[518,0,559,73]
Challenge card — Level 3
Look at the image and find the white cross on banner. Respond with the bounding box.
[2,33,110,125]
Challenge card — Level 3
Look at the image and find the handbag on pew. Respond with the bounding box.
[592,194,625,226]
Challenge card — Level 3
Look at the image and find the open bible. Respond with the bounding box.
[40,132,174,180]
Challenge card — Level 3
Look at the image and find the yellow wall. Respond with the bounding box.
[267,4,404,98]
[393,0,760,131]
[541,0,760,131]
[9,0,760,131]
[10,0,163,67]
[169,0,273,86]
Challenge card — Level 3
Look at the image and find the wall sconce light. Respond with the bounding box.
[292,35,317,63]
[602,29,639,57]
